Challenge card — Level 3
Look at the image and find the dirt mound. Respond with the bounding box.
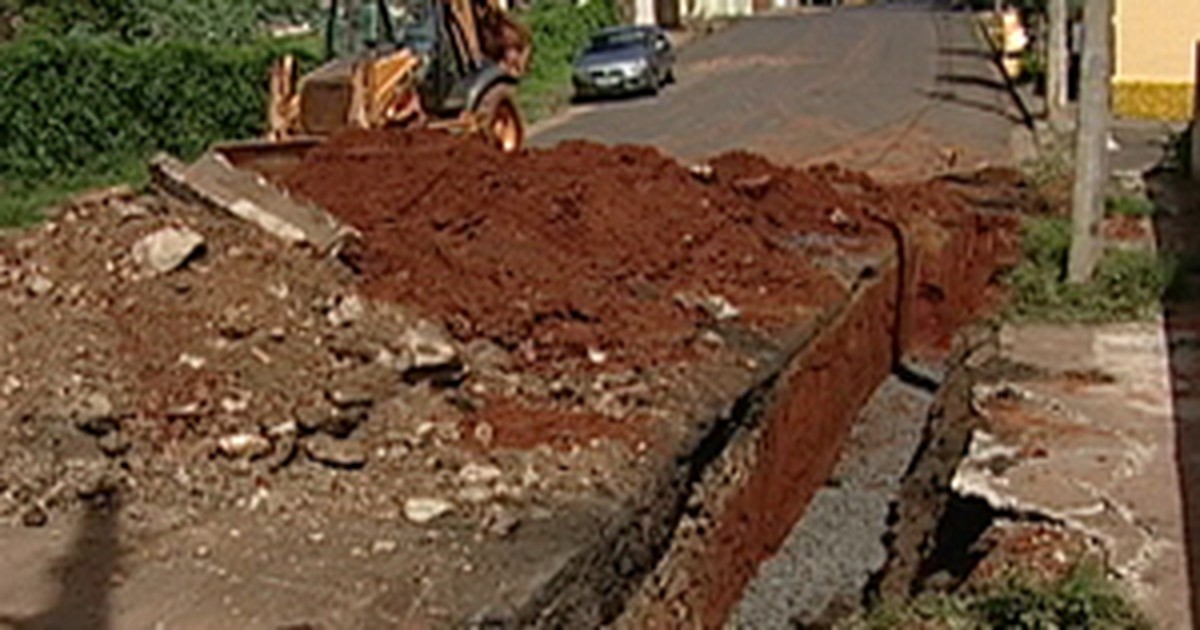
[283,130,1002,369]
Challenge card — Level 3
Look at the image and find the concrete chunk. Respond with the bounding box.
[132,227,205,274]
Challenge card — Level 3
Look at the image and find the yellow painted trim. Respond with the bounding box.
[1112,81,1193,122]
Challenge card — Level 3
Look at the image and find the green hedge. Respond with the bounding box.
[523,0,619,74]
[517,0,620,120]
[0,36,319,182]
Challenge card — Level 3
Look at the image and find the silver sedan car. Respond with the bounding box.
[572,26,676,99]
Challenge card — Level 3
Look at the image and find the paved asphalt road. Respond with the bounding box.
[531,2,1026,181]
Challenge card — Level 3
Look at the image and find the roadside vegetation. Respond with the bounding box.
[1008,131,1183,323]
[1105,194,1157,218]
[517,0,619,122]
[1007,214,1175,322]
[0,0,323,227]
[850,562,1150,630]
[0,0,619,227]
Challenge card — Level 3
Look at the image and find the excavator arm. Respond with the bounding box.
[445,0,531,76]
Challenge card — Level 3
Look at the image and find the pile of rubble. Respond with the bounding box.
[0,186,634,537]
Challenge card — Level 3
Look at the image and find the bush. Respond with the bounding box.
[16,0,249,44]
[0,34,319,227]
[969,563,1150,629]
[0,36,319,183]
[516,0,620,120]
[1008,216,1174,322]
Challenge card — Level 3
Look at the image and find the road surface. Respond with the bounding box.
[532,3,1026,181]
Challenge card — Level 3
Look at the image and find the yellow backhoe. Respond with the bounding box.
[269,0,531,151]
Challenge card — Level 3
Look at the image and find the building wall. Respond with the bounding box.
[1114,0,1200,120]
[680,0,753,21]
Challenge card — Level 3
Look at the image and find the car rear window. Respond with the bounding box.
[587,31,649,52]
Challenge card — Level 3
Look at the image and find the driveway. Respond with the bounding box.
[531,3,1027,181]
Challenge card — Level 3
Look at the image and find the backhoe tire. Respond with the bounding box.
[475,83,525,153]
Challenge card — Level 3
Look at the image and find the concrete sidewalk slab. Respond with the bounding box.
[954,322,1195,630]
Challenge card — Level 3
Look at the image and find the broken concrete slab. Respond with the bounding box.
[150,152,355,255]
[956,322,1195,630]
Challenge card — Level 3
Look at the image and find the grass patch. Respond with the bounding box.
[849,562,1150,630]
[1106,195,1157,218]
[1008,216,1174,322]
[0,160,148,229]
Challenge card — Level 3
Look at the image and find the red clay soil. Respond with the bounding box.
[282,130,1014,370]
[459,397,647,451]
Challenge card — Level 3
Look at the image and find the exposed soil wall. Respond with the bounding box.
[691,266,899,627]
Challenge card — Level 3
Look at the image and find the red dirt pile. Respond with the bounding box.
[283,130,1017,368]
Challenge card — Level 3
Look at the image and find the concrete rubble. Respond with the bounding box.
[131,226,205,274]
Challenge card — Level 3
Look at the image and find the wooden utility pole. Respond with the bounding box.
[1067,0,1113,283]
[1046,0,1069,122]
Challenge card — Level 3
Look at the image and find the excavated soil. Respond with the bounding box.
[282,130,1009,371]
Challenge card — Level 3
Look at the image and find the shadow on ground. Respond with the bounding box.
[926,35,1035,129]
[919,88,1028,126]
[0,492,120,630]
[935,45,994,60]
[1149,162,1200,626]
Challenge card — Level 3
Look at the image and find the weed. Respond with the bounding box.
[848,562,1150,630]
[1008,216,1173,322]
[1018,47,1044,88]
[516,0,619,122]
[1105,195,1157,218]
[1018,139,1074,212]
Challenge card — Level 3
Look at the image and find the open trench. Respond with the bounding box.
[601,311,1017,629]
[581,183,1026,628]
